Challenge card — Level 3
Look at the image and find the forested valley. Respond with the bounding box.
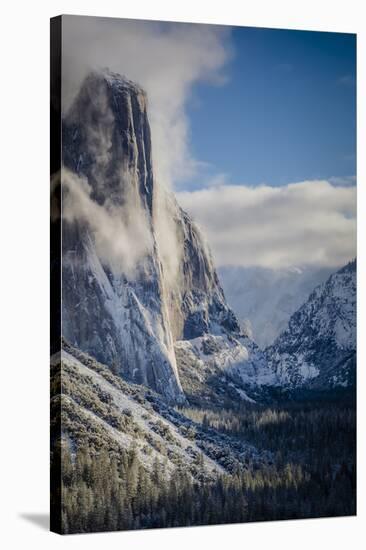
[53,397,356,533]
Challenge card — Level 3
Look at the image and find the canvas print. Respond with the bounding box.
[50,15,356,534]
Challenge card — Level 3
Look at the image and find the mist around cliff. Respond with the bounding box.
[61,15,231,191]
[62,168,154,277]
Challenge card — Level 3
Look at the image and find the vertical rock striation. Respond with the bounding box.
[61,70,274,403]
[62,71,184,402]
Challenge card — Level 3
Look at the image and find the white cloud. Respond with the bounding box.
[62,169,153,277]
[176,180,356,269]
[61,15,231,189]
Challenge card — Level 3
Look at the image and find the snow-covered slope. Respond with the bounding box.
[266,260,356,390]
[218,265,335,348]
[60,69,274,403]
[175,333,276,406]
[51,343,271,478]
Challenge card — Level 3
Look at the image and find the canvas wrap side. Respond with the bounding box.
[50,14,62,535]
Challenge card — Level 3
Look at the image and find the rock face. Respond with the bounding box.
[62,71,184,403]
[61,70,268,403]
[266,260,356,390]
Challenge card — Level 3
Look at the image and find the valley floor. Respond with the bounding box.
[51,347,356,534]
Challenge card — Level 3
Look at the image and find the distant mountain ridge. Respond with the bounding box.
[266,260,356,391]
[218,265,336,348]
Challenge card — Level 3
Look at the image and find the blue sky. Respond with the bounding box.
[184,26,356,189]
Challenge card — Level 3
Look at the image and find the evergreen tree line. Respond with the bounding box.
[179,402,356,464]
[54,401,356,535]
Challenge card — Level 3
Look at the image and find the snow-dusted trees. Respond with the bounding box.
[53,395,356,533]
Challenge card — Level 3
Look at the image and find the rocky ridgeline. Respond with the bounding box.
[266,260,356,391]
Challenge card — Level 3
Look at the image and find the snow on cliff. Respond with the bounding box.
[266,260,356,389]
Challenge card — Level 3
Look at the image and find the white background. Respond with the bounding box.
[0,1,365,548]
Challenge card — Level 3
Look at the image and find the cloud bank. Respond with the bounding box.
[176,180,356,269]
[62,16,231,189]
